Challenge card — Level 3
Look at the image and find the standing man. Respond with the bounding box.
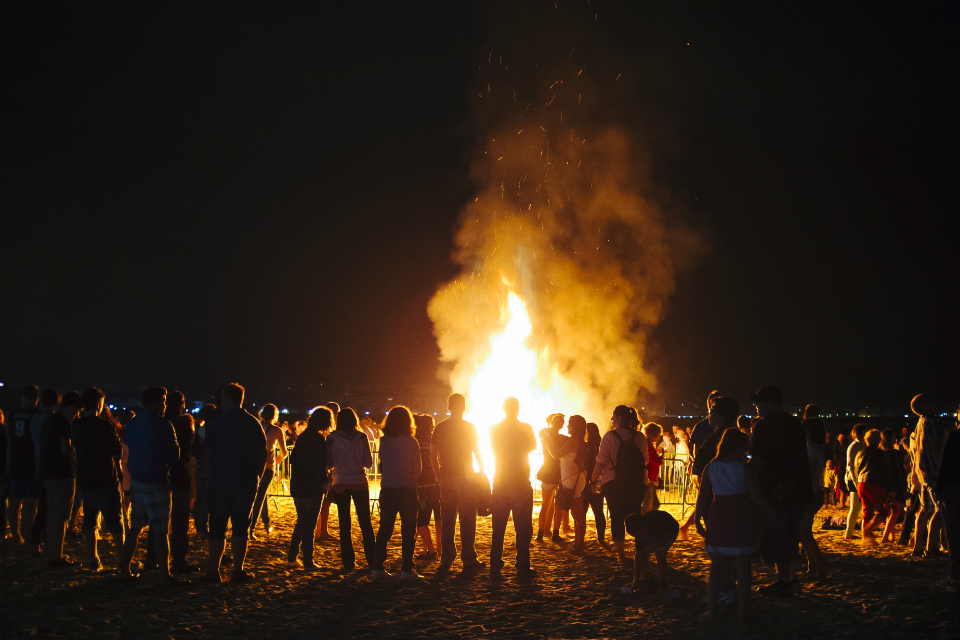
[203,383,267,583]
[250,403,287,540]
[748,385,812,594]
[910,394,949,558]
[430,393,485,572]
[40,391,82,567]
[151,390,198,572]
[689,390,722,454]
[29,389,60,554]
[117,387,181,584]
[6,385,40,546]
[489,397,537,579]
[71,387,124,571]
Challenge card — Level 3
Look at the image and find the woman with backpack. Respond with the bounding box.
[591,405,649,564]
[286,406,332,571]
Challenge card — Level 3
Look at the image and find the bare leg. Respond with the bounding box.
[207,538,226,576]
[572,501,586,553]
[7,498,24,544]
[706,554,726,616]
[316,501,333,539]
[538,488,556,535]
[153,525,171,579]
[798,511,826,578]
[434,519,442,558]
[882,502,902,543]
[232,537,249,577]
[417,526,436,554]
[118,525,143,575]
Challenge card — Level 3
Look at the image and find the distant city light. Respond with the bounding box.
[282,408,288,413]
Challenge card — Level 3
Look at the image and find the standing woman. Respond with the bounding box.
[591,405,648,564]
[582,422,608,549]
[414,414,442,560]
[535,414,564,542]
[325,407,375,571]
[879,428,908,543]
[287,407,331,571]
[547,415,589,554]
[373,406,422,580]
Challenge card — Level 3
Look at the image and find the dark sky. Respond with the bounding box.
[1,1,957,412]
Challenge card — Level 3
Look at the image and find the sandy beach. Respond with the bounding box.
[1,500,956,639]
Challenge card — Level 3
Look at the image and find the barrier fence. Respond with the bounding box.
[269,442,694,517]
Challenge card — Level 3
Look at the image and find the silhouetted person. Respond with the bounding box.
[935,410,960,584]
[325,407,375,571]
[535,413,563,542]
[117,387,181,584]
[431,393,485,572]
[800,419,828,578]
[489,397,537,578]
[749,386,812,594]
[591,405,648,564]
[29,389,60,552]
[844,423,869,539]
[286,406,331,571]
[190,404,219,538]
[373,406,422,581]
[250,403,287,539]
[415,414,442,559]
[203,383,267,583]
[626,510,680,594]
[145,390,197,573]
[909,394,948,558]
[546,415,589,553]
[315,401,340,541]
[6,384,40,546]
[582,422,607,548]
[72,387,125,571]
[690,390,723,451]
[40,390,81,566]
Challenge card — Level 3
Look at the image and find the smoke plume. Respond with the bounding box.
[429,5,704,419]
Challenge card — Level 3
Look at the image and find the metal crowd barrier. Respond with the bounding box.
[656,452,693,514]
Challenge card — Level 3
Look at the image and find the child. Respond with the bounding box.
[696,428,776,620]
[625,510,679,592]
[822,461,838,508]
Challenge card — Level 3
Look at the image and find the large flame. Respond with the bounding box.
[464,286,590,479]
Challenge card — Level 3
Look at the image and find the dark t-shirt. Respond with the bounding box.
[692,429,724,477]
[72,415,122,487]
[634,509,680,544]
[749,411,812,505]
[936,428,960,492]
[431,416,479,481]
[205,407,267,495]
[536,429,562,484]
[165,413,194,489]
[490,418,536,489]
[689,418,716,450]
[41,413,77,480]
[6,407,38,479]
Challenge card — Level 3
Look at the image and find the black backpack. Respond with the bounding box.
[612,430,647,502]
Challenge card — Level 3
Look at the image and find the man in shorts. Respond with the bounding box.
[117,387,181,584]
[626,510,680,592]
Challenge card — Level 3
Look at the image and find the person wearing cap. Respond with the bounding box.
[748,385,811,595]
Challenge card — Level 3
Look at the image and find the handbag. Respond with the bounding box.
[555,483,576,511]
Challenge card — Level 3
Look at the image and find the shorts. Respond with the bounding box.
[758,502,804,565]
[804,489,825,515]
[9,477,40,500]
[416,485,441,528]
[208,486,257,540]
[129,480,171,531]
[44,479,76,524]
[918,485,939,514]
[81,484,124,535]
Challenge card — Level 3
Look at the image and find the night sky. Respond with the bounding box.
[1,1,957,413]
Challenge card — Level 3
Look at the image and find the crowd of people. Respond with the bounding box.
[2,382,957,619]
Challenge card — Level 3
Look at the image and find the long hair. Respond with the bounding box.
[713,428,750,462]
[613,405,639,431]
[568,415,587,441]
[382,406,415,438]
[336,407,360,432]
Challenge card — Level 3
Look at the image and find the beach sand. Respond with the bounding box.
[1,500,956,639]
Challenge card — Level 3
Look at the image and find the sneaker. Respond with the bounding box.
[759,579,791,594]
[462,560,486,571]
[551,532,563,543]
[535,529,545,543]
[371,570,393,579]
[400,570,423,582]
[285,560,302,569]
[47,557,77,568]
